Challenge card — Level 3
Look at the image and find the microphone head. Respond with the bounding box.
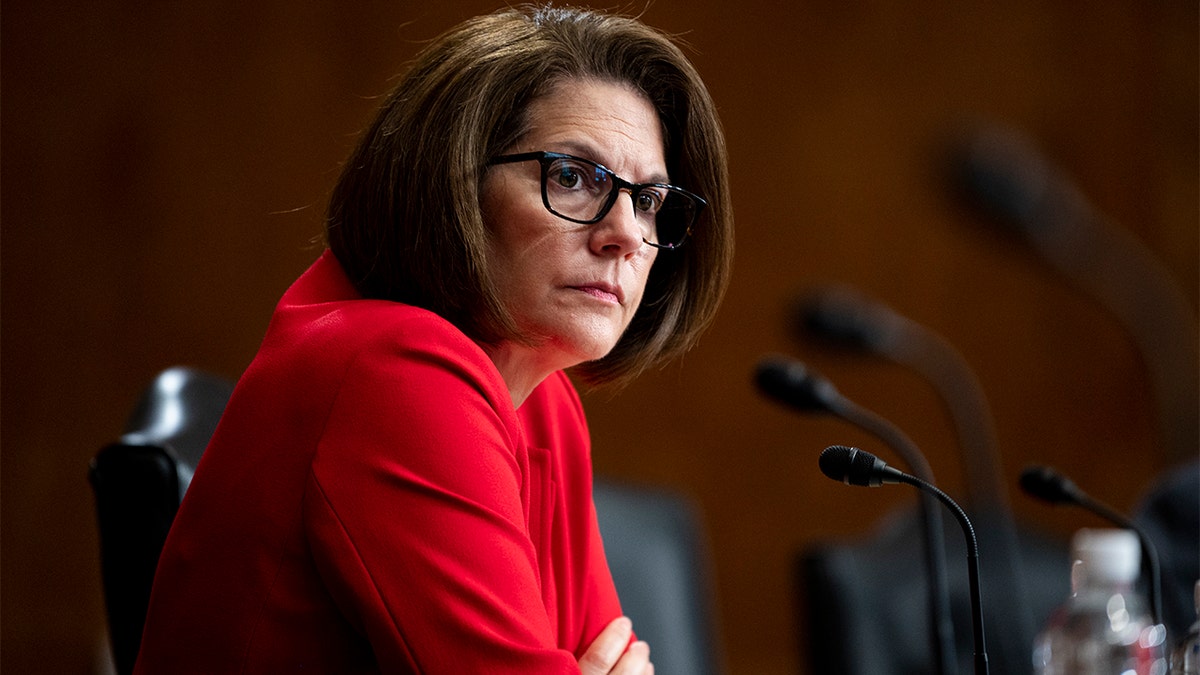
[950,123,1094,248]
[795,285,905,354]
[753,356,841,414]
[1018,465,1083,505]
[819,445,885,487]
[951,124,1054,234]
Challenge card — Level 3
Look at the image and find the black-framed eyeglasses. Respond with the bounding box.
[488,151,705,250]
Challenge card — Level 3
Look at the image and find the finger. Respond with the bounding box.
[578,616,632,675]
[610,640,651,675]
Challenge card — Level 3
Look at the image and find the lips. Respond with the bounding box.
[571,282,623,304]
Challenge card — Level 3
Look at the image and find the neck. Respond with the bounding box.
[480,340,562,408]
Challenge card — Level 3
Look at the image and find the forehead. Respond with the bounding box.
[521,78,666,176]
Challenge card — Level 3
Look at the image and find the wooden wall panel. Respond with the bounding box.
[3,1,1195,673]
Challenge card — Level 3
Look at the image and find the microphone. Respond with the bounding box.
[1019,465,1164,627]
[796,284,907,354]
[795,285,1006,509]
[795,286,1036,672]
[755,356,956,675]
[819,443,902,487]
[952,124,1199,465]
[754,356,935,481]
[752,356,841,414]
[821,445,991,675]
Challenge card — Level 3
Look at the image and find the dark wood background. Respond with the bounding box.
[3,1,1195,673]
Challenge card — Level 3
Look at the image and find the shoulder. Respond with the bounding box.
[264,251,500,386]
[233,252,514,438]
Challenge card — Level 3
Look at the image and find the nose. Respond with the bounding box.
[590,188,646,256]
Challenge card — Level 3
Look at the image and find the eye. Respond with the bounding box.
[634,189,665,215]
[552,165,582,189]
[549,157,609,194]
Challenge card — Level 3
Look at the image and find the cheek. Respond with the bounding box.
[628,250,659,302]
[479,172,505,221]
[481,182,535,274]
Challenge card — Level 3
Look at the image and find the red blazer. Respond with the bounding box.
[134,251,624,673]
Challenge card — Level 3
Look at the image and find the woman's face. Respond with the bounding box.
[482,78,664,380]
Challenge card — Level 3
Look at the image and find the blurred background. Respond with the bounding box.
[3,1,1196,673]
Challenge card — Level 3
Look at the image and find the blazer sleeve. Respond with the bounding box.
[301,323,580,674]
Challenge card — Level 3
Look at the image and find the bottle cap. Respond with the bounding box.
[1070,528,1140,584]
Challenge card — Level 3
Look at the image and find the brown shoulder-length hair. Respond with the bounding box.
[326,4,733,388]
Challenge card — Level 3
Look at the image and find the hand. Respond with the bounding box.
[578,616,654,675]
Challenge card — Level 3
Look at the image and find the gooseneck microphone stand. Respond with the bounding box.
[821,445,990,675]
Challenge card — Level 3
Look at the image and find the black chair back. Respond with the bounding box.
[799,506,1069,674]
[88,367,233,675]
[594,480,725,675]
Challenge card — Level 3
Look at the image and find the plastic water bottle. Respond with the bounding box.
[1170,581,1200,674]
[1033,528,1168,674]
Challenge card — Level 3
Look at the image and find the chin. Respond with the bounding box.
[564,341,618,367]
[526,314,626,369]
[554,330,622,367]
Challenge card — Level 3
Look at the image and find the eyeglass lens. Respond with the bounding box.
[542,155,695,248]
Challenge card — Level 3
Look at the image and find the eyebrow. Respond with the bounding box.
[549,140,671,185]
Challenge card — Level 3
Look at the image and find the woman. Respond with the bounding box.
[135,5,733,673]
